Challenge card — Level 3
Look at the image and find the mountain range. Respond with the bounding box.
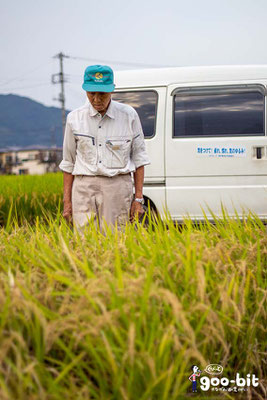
[0,94,69,149]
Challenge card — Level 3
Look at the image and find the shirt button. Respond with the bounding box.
[99,144,102,146]
[99,161,102,163]
[99,126,101,128]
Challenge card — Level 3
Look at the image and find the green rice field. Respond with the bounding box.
[0,173,266,399]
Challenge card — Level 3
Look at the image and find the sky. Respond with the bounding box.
[0,0,267,110]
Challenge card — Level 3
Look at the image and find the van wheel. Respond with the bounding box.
[139,197,160,225]
[144,196,158,214]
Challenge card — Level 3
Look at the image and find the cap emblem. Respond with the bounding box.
[95,72,103,80]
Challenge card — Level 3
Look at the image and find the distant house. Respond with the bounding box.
[0,145,63,175]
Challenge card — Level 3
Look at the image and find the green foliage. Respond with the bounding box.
[0,173,266,399]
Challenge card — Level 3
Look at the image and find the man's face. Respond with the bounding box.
[86,91,112,113]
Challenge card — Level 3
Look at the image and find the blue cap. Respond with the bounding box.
[82,65,115,92]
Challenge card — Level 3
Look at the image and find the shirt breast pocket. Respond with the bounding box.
[74,133,96,165]
[103,136,132,169]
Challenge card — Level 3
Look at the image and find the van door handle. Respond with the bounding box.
[256,147,262,159]
[253,146,265,159]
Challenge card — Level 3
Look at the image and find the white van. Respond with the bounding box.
[113,65,267,222]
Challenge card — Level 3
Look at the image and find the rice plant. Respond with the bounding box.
[0,194,266,399]
[0,173,63,226]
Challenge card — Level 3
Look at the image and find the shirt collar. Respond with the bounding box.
[87,98,115,119]
[105,99,115,119]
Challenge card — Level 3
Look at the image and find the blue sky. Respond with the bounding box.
[0,0,266,110]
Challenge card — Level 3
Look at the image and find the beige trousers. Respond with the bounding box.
[72,173,133,235]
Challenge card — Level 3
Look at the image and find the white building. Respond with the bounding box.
[0,146,62,175]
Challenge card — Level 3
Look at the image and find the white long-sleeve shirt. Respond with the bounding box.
[58,99,150,176]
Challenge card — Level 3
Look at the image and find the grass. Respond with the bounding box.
[0,173,266,399]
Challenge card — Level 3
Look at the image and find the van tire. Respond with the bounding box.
[137,196,160,226]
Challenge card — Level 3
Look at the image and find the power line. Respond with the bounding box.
[68,55,173,68]
[0,82,50,91]
[66,83,85,100]
[0,61,53,87]
[0,78,50,84]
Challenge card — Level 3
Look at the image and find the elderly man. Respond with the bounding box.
[59,64,150,233]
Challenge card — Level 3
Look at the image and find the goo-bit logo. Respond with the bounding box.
[200,373,259,392]
[205,364,223,375]
[189,364,259,394]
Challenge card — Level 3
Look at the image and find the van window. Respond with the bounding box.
[112,91,157,138]
[173,91,265,137]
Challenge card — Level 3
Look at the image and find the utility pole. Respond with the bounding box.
[51,52,69,139]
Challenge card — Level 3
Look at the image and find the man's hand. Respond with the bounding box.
[63,201,73,224]
[62,172,74,224]
[130,200,144,222]
[132,166,145,223]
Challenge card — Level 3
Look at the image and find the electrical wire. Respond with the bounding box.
[66,83,84,98]
[0,82,50,91]
[68,55,173,68]
[0,61,53,87]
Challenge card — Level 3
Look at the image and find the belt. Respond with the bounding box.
[76,173,131,178]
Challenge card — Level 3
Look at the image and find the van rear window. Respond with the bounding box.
[173,91,265,137]
[112,91,157,138]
